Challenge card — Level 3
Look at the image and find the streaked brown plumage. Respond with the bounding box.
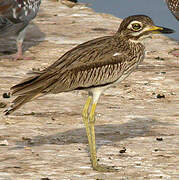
[4,15,174,171]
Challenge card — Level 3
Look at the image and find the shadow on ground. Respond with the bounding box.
[14,117,171,150]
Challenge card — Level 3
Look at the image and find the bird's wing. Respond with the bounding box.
[0,0,41,23]
[23,36,113,75]
[45,52,138,93]
[11,35,143,95]
[11,51,137,97]
[6,52,135,115]
[42,35,116,73]
[10,36,116,95]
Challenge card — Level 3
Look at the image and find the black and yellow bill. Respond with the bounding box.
[148,25,175,34]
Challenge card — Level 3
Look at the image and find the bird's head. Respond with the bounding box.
[117,15,175,41]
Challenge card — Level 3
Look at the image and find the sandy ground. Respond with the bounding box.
[0,0,179,179]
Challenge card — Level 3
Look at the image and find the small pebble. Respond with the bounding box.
[119,147,126,153]
[0,102,7,108]
[156,94,165,99]
[51,117,55,121]
[22,137,35,145]
[0,140,9,146]
[155,71,166,74]
[124,84,130,87]
[22,137,32,141]
[13,166,21,169]
[155,56,164,61]
[156,137,163,141]
[3,92,10,98]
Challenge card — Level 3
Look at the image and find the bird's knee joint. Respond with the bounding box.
[82,111,88,119]
[89,115,96,124]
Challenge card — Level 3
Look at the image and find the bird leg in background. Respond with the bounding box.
[0,41,33,60]
[14,40,32,60]
[0,27,33,60]
[15,40,25,60]
[14,27,33,60]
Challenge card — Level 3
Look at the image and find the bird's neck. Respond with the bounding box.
[114,35,145,56]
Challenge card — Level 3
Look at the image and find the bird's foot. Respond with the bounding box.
[93,164,118,172]
[0,54,34,60]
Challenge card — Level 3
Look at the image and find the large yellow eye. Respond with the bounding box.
[132,23,142,31]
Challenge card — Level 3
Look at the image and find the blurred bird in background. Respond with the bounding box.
[165,0,179,56]
[0,0,41,60]
[166,0,179,20]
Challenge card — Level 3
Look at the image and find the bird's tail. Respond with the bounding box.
[4,66,63,115]
[4,75,44,115]
[4,93,39,115]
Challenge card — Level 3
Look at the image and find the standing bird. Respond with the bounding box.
[0,0,41,60]
[166,0,179,20]
[4,15,174,171]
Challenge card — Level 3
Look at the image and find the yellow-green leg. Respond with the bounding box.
[82,96,93,154]
[88,103,98,168]
[89,103,118,172]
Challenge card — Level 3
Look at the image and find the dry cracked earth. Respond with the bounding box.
[0,0,179,179]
